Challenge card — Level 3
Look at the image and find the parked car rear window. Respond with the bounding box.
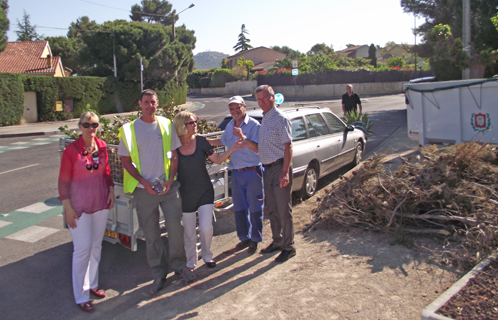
[291,117,307,141]
[306,114,329,137]
[322,113,345,134]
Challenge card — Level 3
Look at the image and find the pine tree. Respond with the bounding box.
[233,24,252,52]
[0,0,8,51]
[16,10,41,41]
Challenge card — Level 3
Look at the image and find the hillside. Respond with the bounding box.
[193,51,229,70]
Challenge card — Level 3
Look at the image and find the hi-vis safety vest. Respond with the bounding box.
[118,116,174,194]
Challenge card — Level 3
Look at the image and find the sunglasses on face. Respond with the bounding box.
[229,105,243,111]
[185,120,198,126]
[81,123,99,129]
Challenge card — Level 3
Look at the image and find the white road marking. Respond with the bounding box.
[10,142,30,145]
[32,138,51,141]
[0,221,12,228]
[0,163,39,176]
[16,201,54,214]
[32,142,51,146]
[5,226,59,243]
[8,146,29,150]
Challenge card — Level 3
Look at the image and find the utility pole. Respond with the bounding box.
[462,0,471,79]
[414,14,417,73]
[140,57,144,90]
[112,31,117,78]
[172,3,195,41]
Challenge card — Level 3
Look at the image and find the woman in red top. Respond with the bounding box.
[58,112,115,312]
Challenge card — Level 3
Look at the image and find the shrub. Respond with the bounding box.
[210,68,235,87]
[0,73,24,126]
[186,70,210,88]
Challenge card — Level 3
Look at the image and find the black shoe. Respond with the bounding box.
[150,277,167,294]
[248,241,258,254]
[235,239,251,251]
[275,249,296,263]
[206,261,216,268]
[260,242,283,254]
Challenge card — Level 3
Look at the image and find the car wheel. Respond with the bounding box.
[301,164,318,199]
[352,141,363,166]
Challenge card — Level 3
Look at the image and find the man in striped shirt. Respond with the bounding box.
[254,85,296,262]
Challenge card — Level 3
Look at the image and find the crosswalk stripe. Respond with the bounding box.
[17,201,53,214]
[0,221,12,228]
[5,225,59,243]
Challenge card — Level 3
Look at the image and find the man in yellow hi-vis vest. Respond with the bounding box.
[118,89,196,294]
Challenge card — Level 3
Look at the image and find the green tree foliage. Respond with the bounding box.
[77,20,195,88]
[270,45,302,59]
[386,56,405,68]
[307,43,334,56]
[401,0,498,75]
[368,44,377,68]
[423,23,466,80]
[210,69,235,87]
[0,0,8,52]
[16,10,41,41]
[270,57,293,71]
[130,0,174,25]
[381,41,396,55]
[236,56,254,79]
[233,24,252,52]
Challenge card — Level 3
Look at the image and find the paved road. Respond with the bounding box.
[0,93,409,319]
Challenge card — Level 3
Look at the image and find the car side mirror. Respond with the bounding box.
[346,125,355,132]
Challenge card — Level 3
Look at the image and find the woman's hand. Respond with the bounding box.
[65,207,78,229]
[107,187,115,209]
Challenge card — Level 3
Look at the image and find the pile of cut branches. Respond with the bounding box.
[313,141,498,269]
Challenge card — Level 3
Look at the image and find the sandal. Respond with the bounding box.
[78,301,94,312]
[90,288,106,298]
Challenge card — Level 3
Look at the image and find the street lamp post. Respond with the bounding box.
[172,3,195,41]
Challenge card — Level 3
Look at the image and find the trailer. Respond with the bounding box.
[404,78,498,145]
[59,132,232,251]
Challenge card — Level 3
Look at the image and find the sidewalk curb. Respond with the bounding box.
[0,131,63,139]
[364,122,411,159]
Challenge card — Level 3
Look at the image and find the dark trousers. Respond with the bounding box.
[263,164,294,250]
[134,181,186,279]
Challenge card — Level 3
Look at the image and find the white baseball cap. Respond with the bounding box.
[228,96,245,105]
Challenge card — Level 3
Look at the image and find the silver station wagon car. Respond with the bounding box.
[218,106,366,198]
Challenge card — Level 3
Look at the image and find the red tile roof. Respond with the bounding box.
[0,41,64,76]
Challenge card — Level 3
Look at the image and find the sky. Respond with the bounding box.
[7,0,425,56]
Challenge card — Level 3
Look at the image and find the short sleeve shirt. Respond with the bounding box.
[258,107,292,165]
[342,93,361,113]
[220,114,261,169]
[118,117,181,186]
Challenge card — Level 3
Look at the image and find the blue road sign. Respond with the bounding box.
[292,68,298,75]
[274,93,284,105]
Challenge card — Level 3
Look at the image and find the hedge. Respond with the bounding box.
[0,73,187,126]
[0,74,24,126]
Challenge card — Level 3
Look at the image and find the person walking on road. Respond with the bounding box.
[342,84,362,116]
[253,85,296,262]
[174,111,243,270]
[58,111,115,312]
[209,96,264,254]
[118,89,195,294]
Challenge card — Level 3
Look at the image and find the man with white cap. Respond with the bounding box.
[209,96,264,254]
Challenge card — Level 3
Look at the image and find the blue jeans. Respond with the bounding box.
[231,168,264,242]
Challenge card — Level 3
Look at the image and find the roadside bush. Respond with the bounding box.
[186,70,210,88]
[0,73,24,126]
[210,68,235,87]
[200,77,211,88]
